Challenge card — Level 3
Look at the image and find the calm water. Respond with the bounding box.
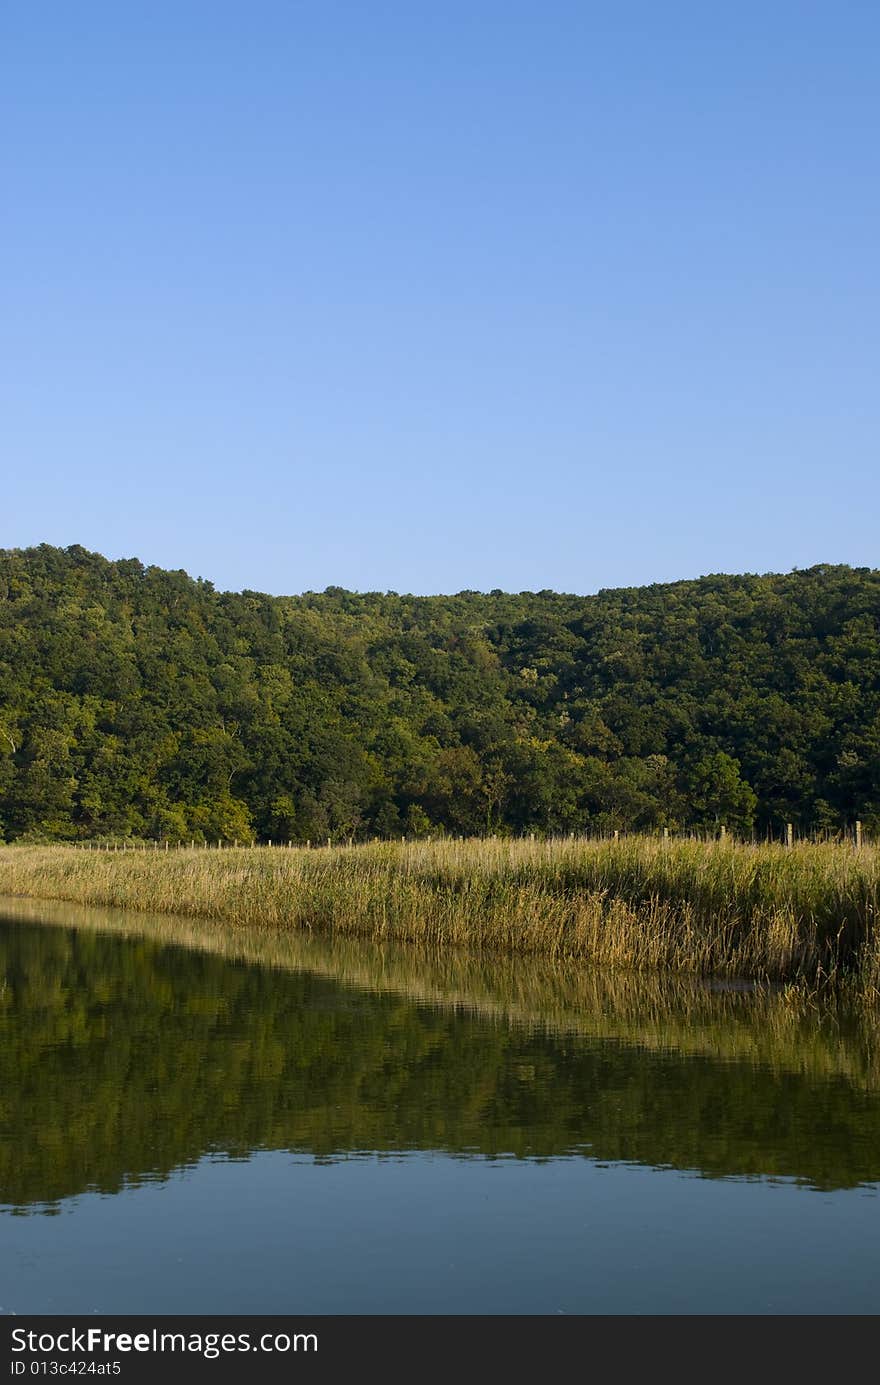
[2,897,880,1315]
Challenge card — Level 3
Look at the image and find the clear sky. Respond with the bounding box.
[3,2,878,596]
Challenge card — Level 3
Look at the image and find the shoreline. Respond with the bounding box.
[0,836,878,992]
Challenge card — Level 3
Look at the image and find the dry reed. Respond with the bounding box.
[1,836,878,988]
[3,890,877,1088]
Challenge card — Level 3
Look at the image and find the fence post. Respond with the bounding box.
[720,824,726,842]
[786,822,793,848]
[856,820,863,850]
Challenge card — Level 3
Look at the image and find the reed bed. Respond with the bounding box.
[0,836,878,989]
[4,890,879,1087]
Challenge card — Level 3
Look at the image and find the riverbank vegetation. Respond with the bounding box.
[4,890,876,1086]
[1,545,879,844]
[1,836,878,990]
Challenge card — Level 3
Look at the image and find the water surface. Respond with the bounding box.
[2,897,879,1314]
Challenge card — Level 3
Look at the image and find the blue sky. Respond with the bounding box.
[3,2,877,595]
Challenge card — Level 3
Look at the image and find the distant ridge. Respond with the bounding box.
[0,544,877,841]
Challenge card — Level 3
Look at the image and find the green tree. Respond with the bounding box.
[686,753,758,834]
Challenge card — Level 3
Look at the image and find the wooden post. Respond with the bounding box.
[719,824,726,842]
[663,827,669,842]
[613,829,619,843]
[786,822,793,848]
[306,839,310,849]
[856,820,863,849]
[327,837,332,849]
[164,840,168,851]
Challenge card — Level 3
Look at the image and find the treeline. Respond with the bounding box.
[0,544,878,842]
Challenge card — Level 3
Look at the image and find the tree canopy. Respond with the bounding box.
[1,544,878,841]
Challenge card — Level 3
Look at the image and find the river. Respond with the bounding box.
[2,897,879,1314]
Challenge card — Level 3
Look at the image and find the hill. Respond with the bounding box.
[0,544,877,841]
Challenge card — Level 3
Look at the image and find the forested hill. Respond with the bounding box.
[1,545,878,843]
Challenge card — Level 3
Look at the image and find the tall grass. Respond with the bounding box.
[3,891,877,1089]
[0,836,878,988]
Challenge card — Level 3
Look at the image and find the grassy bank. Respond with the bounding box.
[4,890,878,1090]
[1,836,879,990]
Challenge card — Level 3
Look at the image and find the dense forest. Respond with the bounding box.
[0,544,878,843]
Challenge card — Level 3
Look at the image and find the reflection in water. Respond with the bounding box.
[2,893,880,1216]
